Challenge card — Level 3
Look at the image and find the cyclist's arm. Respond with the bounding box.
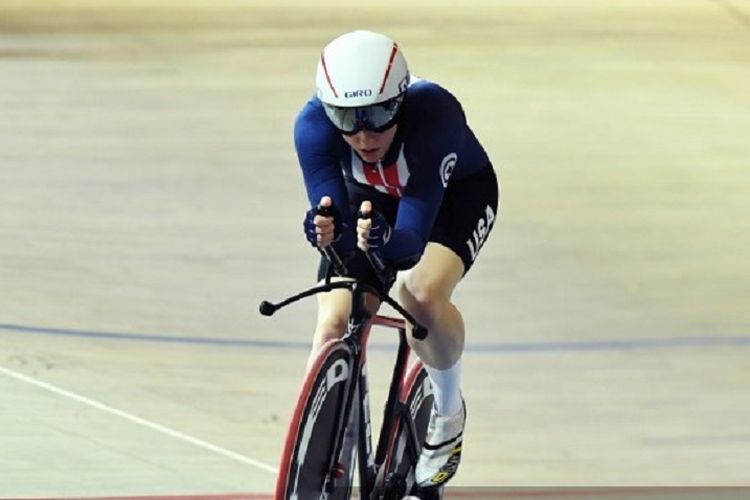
[294,101,356,253]
[381,92,467,268]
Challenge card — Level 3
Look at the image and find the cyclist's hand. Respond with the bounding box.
[357,200,392,253]
[303,196,340,248]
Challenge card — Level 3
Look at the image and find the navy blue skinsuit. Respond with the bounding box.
[294,78,491,266]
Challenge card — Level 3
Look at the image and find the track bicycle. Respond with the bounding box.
[260,245,443,500]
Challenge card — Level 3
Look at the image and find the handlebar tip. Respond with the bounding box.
[413,325,428,340]
[259,301,276,316]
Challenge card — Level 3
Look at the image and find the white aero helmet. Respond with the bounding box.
[316,30,410,134]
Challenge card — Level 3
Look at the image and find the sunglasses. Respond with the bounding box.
[323,94,404,135]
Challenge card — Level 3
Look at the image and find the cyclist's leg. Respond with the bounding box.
[400,164,499,382]
[396,246,467,490]
[398,165,498,372]
[397,243,466,421]
[397,243,465,371]
[396,165,499,488]
[307,276,381,370]
[309,277,351,365]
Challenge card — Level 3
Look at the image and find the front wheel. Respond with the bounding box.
[275,340,357,500]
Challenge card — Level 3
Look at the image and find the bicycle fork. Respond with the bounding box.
[319,338,362,498]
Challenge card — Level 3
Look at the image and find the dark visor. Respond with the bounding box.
[322,95,404,134]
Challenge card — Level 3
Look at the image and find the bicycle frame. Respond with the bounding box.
[261,278,426,499]
[321,283,421,498]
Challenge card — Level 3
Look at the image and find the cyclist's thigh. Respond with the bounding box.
[401,243,464,300]
[314,275,380,333]
[315,276,353,332]
[428,165,499,275]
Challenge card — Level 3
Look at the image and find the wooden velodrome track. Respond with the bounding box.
[1,0,748,498]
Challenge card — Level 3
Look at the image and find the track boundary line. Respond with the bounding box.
[0,366,279,476]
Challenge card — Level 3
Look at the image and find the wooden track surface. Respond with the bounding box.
[1,0,749,497]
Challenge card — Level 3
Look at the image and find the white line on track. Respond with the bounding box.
[0,365,279,475]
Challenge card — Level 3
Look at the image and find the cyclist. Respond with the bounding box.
[297,30,499,489]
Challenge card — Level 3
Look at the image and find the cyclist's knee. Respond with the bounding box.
[314,312,348,345]
[397,270,450,326]
[313,287,351,346]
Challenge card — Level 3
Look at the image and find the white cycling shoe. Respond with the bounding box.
[415,399,466,488]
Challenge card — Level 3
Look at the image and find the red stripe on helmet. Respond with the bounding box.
[320,54,339,98]
[378,44,399,95]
